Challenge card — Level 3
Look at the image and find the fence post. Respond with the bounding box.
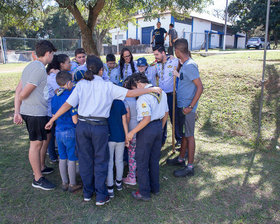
[0,36,6,64]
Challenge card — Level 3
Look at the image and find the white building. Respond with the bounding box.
[110,12,246,50]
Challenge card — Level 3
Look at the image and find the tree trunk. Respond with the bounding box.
[80,27,99,56]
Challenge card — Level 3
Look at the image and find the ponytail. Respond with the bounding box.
[84,55,103,81]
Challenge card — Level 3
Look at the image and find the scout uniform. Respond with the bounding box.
[120,61,138,81]
[135,84,169,198]
[103,63,121,85]
[75,64,110,82]
[156,56,181,144]
[66,76,128,202]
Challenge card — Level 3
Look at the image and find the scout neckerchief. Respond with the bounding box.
[124,63,129,79]
[148,85,162,104]
[56,82,76,96]
[161,56,170,81]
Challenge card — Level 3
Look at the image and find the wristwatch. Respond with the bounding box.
[188,105,193,109]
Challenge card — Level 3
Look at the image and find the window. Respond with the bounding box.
[115,34,124,40]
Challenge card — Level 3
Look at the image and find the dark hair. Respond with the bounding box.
[46,54,69,74]
[129,72,149,89]
[56,71,72,86]
[120,48,136,79]
[169,23,174,28]
[35,40,56,57]
[123,76,134,89]
[75,48,86,56]
[153,45,166,53]
[157,21,161,24]
[106,54,116,62]
[84,55,103,81]
[174,38,192,57]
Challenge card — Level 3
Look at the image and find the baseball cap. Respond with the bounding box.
[137,57,148,67]
[74,69,85,82]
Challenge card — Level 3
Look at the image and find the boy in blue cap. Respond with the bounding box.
[137,57,157,86]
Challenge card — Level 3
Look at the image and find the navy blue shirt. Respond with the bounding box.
[108,100,127,142]
[153,28,167,44]
[51,88,78,132]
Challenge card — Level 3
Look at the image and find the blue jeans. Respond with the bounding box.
[56,128,77,161]
[48,117,58,161]
[162,92,182,144]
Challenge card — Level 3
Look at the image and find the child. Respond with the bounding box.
[73,69,85,84]
[122,78,138,185]
[103,54,120,85]
[126,73,169,201]
[51,71,81,192]
[136,57,157,86]
[46,54,72,163]
[70,48,86,73]
[45,55,162,206]
[107,100,128,198]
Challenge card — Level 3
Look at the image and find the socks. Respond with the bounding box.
[108,185,114,193]
[178,156,185,162]
[187,164,194,169]
[116,179,122,186]
[59,159,68,184]
[68,161,77,186]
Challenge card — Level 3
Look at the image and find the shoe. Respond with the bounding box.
[96,196,110,206]
[175,140,181,147]
[32,177,55,190]
[61,183,69,191]
[108,188,114,198]
[166,156,185,166]
[68,184,82,193]
[49,159,58,164]
[151,191,160,196]
[115,180,122,191]
[173,166,194,177]
[123,176,136,186]
[84,197,91,202]
[132,190,151,201]
[41,166,54,175]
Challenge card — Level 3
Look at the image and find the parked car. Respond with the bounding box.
[246,37,270,49]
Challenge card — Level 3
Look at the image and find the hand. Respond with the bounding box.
[45,121,53,130]
[50,69,60,74]
[150,87,162,94]
[13,113,23,125]
[150,41,153,44]
[183,107,192,115]
[173,67,180,78]
[127,131,134,142]
[169,42,172,46]
[125,138,130,147]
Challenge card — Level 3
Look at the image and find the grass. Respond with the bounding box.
[0,51,280,223]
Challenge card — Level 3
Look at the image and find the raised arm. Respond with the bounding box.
[126,87,162,98]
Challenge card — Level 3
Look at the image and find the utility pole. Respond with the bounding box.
[223,0,229,50]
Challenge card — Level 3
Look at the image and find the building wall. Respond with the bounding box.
[226,35,235,48]
[237,37,246,49]
[110,30,127,46]
[192,18,211,50]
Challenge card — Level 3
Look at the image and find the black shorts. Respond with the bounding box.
[21,115,50,141]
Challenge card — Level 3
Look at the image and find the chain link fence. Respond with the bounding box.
[0,37,81,63]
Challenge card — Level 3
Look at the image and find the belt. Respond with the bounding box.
[78,115,108,126]
[151,119,161,123]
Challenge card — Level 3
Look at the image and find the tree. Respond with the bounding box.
[228,0,280,47]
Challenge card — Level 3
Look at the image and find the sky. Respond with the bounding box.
[207,0,233,12]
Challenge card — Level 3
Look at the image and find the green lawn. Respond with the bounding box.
[0,51,279,223]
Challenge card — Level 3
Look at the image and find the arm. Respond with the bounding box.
[19,83,36,101]
[45,102,72,129]
[164,32,168,41]
[122,114,129,146]
[72,114,78,124]
[14,81,23,124]
[162,112,168,129]
[151,35,155,44]
[127,116,151,141]
[126,87,162,97]
[126,107,131,125]
[183,77,204,114]
[169,34,172,46]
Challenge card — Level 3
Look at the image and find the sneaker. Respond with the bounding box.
[173,166,194,177]
[123,176,136,186]
[32,177,55,190]
[108,188,114,198]
[131,190,151,201]
[49,159,58,164]
[166,156,185,167]
[115,180,123,191]
[68,184,82,193]
[41,166,54,175]
[96,196,110,206]
[84,197,91,202]
[61,183,69,191]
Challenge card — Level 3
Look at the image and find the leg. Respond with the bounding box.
[115,142,125,182]
[29,140,43,181]
[186,136,195,164]
[40,133,51,170]
[179,137,188,158]
[76,121,95,199]
[167,93,181,143]
[107,142,116,187]
[47,123,57,161]
[127,136,137,179]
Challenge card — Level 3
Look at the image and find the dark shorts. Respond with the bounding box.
[178,109,196,137]
[21,114,50,141]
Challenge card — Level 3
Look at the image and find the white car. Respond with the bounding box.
[246,37,270,49]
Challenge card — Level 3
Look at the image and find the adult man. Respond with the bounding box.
[168,38,203,177]
[14,40,57,190]
[151,22,168,50]
[168,24,178,56]
[153,46,181,146]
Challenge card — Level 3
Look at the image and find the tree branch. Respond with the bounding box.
[88,0,105,31]
[66,3,88,32]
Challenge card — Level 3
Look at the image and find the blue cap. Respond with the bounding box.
[137,57,148,67]
[74,69,85,82]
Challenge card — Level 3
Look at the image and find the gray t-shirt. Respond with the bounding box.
[20,61,49,116]
[177,58,200,111]
[168,28,178,42]
[124,97,138,131]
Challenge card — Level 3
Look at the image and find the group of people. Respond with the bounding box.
[13,38,203,206]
